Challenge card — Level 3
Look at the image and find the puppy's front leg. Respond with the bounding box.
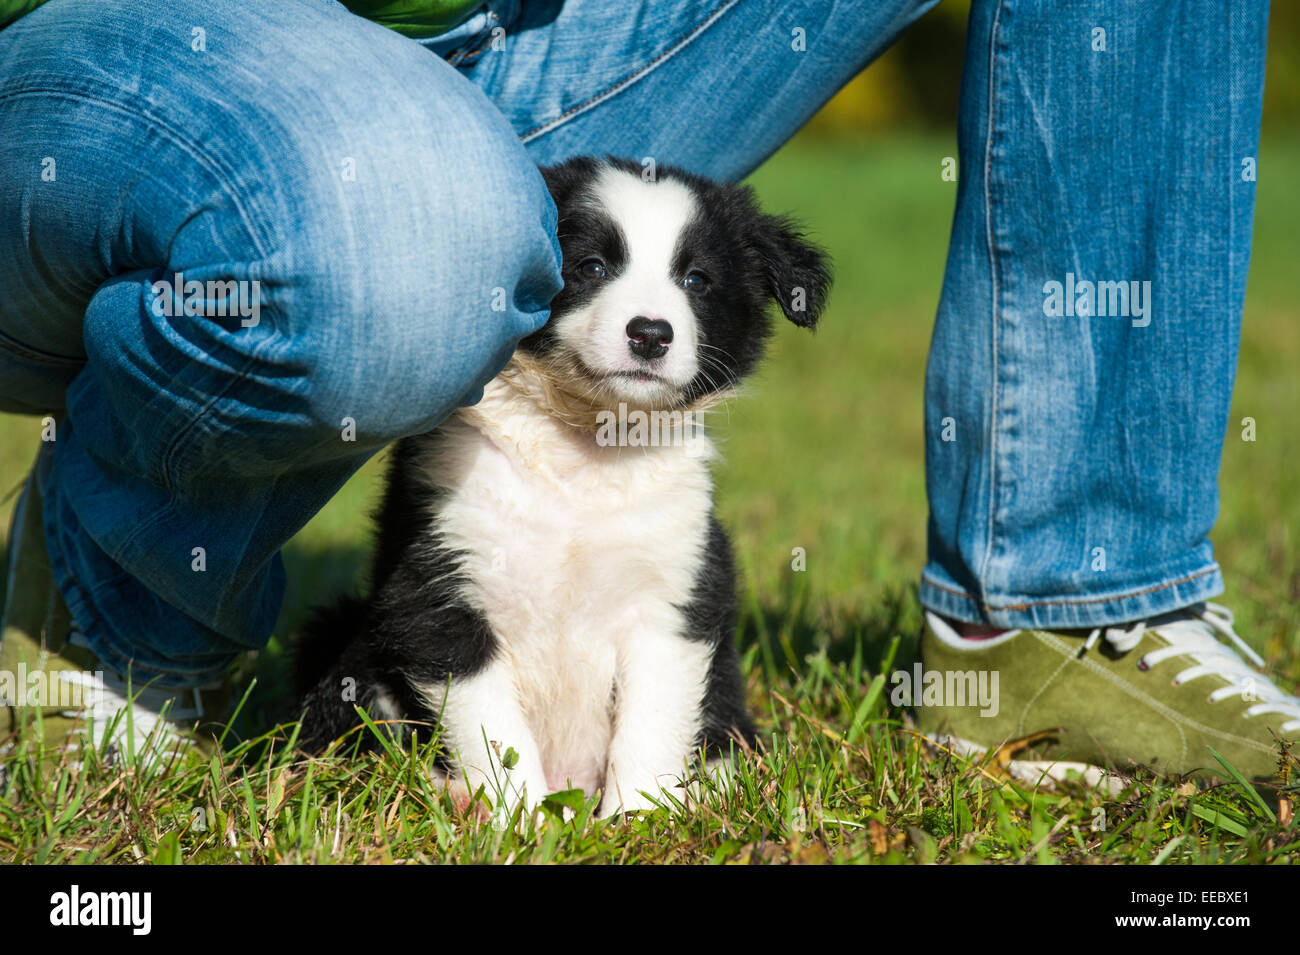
[599,629,713,817]
[426,656,550,817]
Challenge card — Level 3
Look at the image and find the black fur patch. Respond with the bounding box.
[296,434,497,755]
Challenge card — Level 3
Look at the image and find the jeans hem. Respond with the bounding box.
[919,562,1225,630]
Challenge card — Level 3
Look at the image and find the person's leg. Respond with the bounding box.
[911,1,1300,783]
[921,0,1264,629]
[0,0,560,688]
[453,0,941,180]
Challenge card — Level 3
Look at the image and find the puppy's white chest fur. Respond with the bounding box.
[413,378,715,793]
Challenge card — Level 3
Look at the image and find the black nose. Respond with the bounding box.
[626,317,673,360]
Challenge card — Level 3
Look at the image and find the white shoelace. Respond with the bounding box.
[1081,602,1300,734]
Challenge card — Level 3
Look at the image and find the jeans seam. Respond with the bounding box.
[922,564,1220,613]
[0,326,83,366]
[518,0,742,143]
[978,0,1006,602]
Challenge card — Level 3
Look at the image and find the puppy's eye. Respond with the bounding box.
[682,270,710,294]
[576,257,607,280]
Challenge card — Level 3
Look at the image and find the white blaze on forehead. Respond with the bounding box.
[591,166,699,280]
[550,163,703,400]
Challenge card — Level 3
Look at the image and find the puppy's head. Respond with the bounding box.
[520,156,830,411]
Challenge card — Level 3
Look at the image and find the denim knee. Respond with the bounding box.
[240,31,563,452]
[69,11,562,488]
[281,104,563,450]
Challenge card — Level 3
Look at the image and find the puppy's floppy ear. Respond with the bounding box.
[751,213,831,330]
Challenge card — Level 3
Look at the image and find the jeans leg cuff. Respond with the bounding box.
[919,563,1225,630]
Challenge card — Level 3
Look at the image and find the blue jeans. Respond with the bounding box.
[921,2,1267,629]
[0,0,1265,686]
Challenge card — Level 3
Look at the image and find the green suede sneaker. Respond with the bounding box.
[1,457,228,767]
[915,604,1300,790]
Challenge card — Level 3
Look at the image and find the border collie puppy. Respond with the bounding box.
[297,156,829,817]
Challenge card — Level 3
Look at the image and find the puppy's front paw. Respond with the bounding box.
[597,784,666,819]
[444,769,549,827]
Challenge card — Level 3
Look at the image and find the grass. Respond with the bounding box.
[1,129,1298,864]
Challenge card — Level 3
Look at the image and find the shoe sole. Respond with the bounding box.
[925,732,1129,796]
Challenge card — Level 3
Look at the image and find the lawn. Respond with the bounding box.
[1,130,1297,864]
